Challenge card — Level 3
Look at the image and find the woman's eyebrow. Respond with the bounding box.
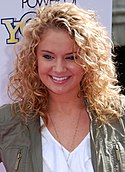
[65,52,77,55]
[40,50,77,55]
[40,50,54,54]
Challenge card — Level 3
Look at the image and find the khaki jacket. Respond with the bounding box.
[0,104,125,172]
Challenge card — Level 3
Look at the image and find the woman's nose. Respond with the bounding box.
[52,59,66,73]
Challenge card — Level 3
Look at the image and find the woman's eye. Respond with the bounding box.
[42,55,54,60]
[65,56,75,60]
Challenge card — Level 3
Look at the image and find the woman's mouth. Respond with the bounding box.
[50,76,70,83]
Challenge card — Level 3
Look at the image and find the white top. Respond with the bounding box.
[41,125,94,172]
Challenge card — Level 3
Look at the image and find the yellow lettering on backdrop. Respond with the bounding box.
[1,12,35,44]
[1,19,21,43]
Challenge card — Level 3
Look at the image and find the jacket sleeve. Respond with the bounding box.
[0,104,35,172]
[0,104,12,162]
[0,154,1,163]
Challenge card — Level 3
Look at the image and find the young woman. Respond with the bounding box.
[0,3,125,172]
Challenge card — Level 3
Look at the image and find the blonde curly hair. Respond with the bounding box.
[8,3,123,124]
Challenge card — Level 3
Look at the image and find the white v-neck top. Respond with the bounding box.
[41,125,94,172]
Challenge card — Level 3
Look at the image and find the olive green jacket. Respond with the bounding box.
[0,104,125,172]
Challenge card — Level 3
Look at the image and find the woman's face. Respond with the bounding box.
[36,29,84,96]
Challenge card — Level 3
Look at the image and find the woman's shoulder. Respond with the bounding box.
[121,94,125,107]
[0,103,12,112]
[0,103,20,124]
[120,94,125,120]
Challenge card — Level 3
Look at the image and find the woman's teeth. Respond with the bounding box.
[52,76,68,81]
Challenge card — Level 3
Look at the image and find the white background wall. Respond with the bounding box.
[0,0,112,171]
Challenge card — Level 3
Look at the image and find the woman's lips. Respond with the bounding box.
[50,76,71,83]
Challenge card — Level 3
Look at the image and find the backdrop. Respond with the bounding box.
[0,0,112,171]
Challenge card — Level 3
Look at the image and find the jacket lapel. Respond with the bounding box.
[28,116,43,172]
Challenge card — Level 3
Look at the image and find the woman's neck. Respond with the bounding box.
[48,92,85,116]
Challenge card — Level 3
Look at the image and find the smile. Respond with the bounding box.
[52,76,69,81]
[51,76,70,82]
